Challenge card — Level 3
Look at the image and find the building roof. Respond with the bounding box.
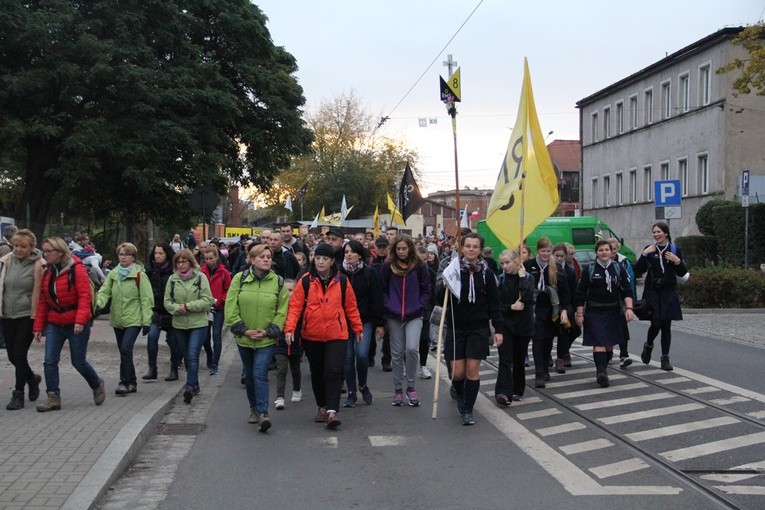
[547,139,581,172]
[577,27,743,107]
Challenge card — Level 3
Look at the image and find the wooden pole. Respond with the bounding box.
[431,289,451,419]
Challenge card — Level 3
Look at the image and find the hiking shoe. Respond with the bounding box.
[419,366,433,379]
[392,390,404,406]
[248,409,260,424]
[28,374,42,402]
[343,392,357,408]
[534,374,546,388]
[93,378,105,405]
[462,412,475,426]
[641,342,653,364]
[555,358,566,374]
[115,384,129,396]
[619,356,633,368]
[274,397,285,410]
[36,391,61,412]
[291,390,302,403]
[660,355,673,371]
[142,367,158,380]
[596,368,610,388]
[326,411,341,429]
[128,384,137,393]
[360,386,373,405]
[314,407,328,422]
[563,354,572,368]
[183,386,194,404]
[6,390,24,411]
[495,394,510,407]
[406,387,420,407]
[258,413,272,433]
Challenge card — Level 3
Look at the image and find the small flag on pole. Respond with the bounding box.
[285,196,293,212]
[387,193,404,225]
[441,256,462,302]
[340,195,349,223]
[460,205,469,229]
[398,163,423,224]
[320,206,326,222]
[309,211,319,229]
[373,205,380,237]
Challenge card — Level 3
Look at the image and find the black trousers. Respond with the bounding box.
[303,339,346,412]
[496,329,530,397]
[1,317,36,392]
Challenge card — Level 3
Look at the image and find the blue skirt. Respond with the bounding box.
[582,310,626,347]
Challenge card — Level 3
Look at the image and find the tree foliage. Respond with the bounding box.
[261,91,419,219]
[0,1,312,237]
[717,22,765,96]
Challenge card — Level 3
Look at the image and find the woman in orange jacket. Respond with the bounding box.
[284,243,363,430]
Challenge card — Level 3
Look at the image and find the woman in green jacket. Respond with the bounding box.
[225,243,289,432]
[96,243,154,395]
[163,249,214,404]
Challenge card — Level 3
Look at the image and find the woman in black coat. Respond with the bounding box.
[633,222,688,371]
[144,243,181,381]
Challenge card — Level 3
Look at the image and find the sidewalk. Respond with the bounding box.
[0,316,228,510]
[1,309,762,509]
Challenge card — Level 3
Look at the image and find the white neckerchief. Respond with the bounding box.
[596,259,613,293]
[655,243,668,273]
[536,256,548,291]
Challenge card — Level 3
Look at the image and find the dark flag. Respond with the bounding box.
[296,182,309,202]
[398,163,423,224]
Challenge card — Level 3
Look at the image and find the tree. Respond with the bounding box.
[717,22,765,96]
[263,91,419,219]
[0,1,313,237]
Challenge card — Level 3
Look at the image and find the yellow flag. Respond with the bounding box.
[387,193,404,225]
[486,59,559,250]
[320,206,326,222]
[373,205,380,237]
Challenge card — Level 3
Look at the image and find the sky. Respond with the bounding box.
[254,0,763,197]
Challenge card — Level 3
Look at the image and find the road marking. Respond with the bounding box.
[546,375,626,388]
[684,386,721,395]
[368,435,407,447]
[556,382,647,399]
[713,485,765,495]
[625,416,740,442]
[509,396,542,406]
[598,403,705,425]
[517,408,562,421]
[702,460,765,482]
[655,377,692,384]
[560,439,614,455]
[634,369,669,375]
[318,437,338,448]
[589,458,650,479]
[537,422,587,436]
[661,431,765,462]
[672,366,765,405]
[747,410,765,419]
[576,392,674,410]
[479,378,497,387]
[709,396,750,405]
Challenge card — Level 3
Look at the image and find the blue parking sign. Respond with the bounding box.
[654,180,681,206]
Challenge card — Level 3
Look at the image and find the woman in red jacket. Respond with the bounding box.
[33,237,106,412]
[201,245,231,375]
[284,243,363,430]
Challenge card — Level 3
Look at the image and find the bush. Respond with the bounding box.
[678,265,765,308]
[693,199,765,268]
[675,235,718,269]
[695,198,725,236]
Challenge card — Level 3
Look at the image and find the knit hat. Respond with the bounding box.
[427,244,439,255]
[314,243,335,259]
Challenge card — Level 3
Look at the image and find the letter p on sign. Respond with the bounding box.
[654,180,681,206]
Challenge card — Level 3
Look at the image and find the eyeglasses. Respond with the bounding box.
[42,249,60,255]
[176,259,191,265]
[118,253,134,257]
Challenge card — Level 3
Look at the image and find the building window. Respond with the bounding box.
[679,72,690,113]
[603,175,611,206]
[591,178,599,208]
[560,171,580,203]
[629,169,637,204]
[699,63,711,106]
[616,102,624,134]
[698,153,709,194]
[660,161,670,180]
[603,107,611,138]
[616,172,624,205]
[660,80,671,119]
[678,158,688,196]
[643,165,653,201]
[591,111,599,142]
[644,88,654,124]
[629,95,638,129]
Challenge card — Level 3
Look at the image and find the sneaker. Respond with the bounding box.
[619,356,633,368]
[115,384,129,396]
[258,413,272,433]
[534,374,546,388]
[462,412,475,426]
[563,354,572,368]
[555,358,566,374]
[314,407,328,423]
[660,355,673,371]
[392,390,404,406]
[248,409,260,424]
[360,386,373,405]
[326,411,341,429]
[183,386,194,404]
[511,394,523,402]
[641,342,653,364]
[419,366,433,379]
[93,378,105,406]
[405,387,420,407]
[128,384,137,393]
[495,394,510,407]
[210,366,218,376]
[274,397,285,410]
[291,390,302,403]
[343,392,357,408]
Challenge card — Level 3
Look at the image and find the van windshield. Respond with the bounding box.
[572,228,595,245]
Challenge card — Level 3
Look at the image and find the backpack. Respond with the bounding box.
[588,260,622,281]
[237,267,284,313]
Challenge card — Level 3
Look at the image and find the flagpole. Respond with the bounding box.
[431,290,450,419]
[518,172,527,255]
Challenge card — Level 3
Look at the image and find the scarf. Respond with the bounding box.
[596,259,614,293]
[655,243,669,273]
[117,263,133,281]
[535,256,549,291]
[390,259,416,277]
[460,257,487,303]
[342,260,364,274]
[176,268,195,281]
[152,259,173,276]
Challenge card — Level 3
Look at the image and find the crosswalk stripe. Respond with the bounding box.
[555,383,648,399]
[655,377,692,384]
[634,369,669,375]
[560,439,614,455]
[625,416,740,442]
[576,393,674,410]
[701,460,765,483]
[684,386,721,395]
[747,410,765,419]
[537,422,587,437]
[598,403,704,424]
[517,408,562,421]
[713,485,765,495]
[479,378,496,387]
[545,374,626,388]
[589,458,650,479]
[660,431,765,462]
[709,396,750,405]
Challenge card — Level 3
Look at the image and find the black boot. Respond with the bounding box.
[142,367,158,380]
[660,355,673,371]
[165,367,179,381]
[6,390,24,410]
[596,366,609,387]
[28,374,41,402]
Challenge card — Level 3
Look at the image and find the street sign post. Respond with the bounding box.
[654,180,682,220]
[743,170,750,268]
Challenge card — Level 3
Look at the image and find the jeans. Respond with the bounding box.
[1,317,36,392]
[344,322,372,394]
[43,323,101,395]
[147,322,181,369]
[387,317,422,390]
[204,309,225,369]
[304,339,346,412]
[114,326,140,386]
[174,327,207,390]
[238,344,275,414]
